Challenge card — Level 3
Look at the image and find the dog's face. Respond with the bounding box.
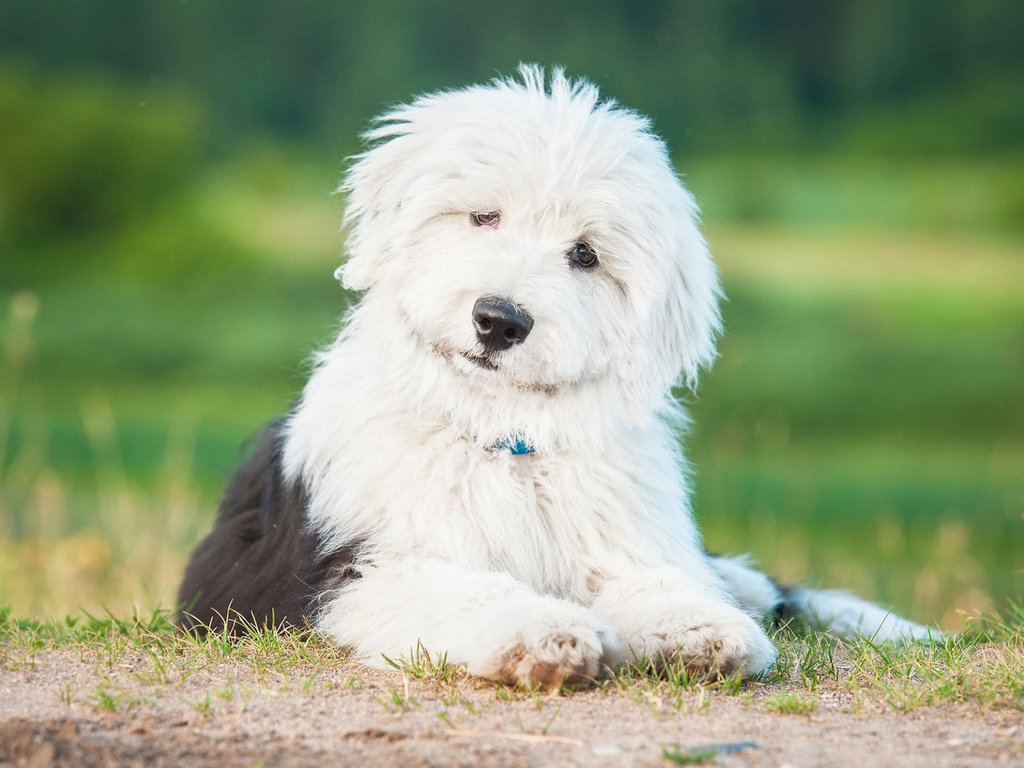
[339,66,721,422]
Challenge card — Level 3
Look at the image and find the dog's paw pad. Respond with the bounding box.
[632,607,776,679]
[661,633,741,678]
[496,628,604,692]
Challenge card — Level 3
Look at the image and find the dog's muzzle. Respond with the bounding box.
[472,297,534,353]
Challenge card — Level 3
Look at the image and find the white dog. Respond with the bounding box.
[179,66,933,690]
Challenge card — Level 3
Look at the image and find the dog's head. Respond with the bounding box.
[338,65,721,428]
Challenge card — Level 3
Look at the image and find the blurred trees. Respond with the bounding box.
[1,0,1020,278]
[1,0,1021,157]
[0,66,203,245]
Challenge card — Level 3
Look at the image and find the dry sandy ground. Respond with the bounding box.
[1,651,1021,767]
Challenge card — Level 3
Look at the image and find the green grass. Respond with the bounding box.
[763,691,817,715]
[2,606,1021,719]
[0,607,354,688]
[382,640,464,686]
[662,745,718,765]
[687,154,1024,233]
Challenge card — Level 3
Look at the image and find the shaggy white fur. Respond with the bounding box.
[283,65,933,689]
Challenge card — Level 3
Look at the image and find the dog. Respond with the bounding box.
[178,66,934,690]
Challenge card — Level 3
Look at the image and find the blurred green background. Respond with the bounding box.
[1,0,1021,627]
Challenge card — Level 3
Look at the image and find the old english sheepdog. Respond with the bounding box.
[179,66,934,689]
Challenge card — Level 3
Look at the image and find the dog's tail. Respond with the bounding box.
[710,554,939,642]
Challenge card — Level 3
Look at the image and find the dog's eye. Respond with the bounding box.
[569,242,598,269]
[470,211,501,228]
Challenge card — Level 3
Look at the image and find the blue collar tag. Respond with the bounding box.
[490,436,535,455]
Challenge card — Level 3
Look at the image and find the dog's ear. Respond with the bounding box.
[620,182,722,419]
[336,112,425,291]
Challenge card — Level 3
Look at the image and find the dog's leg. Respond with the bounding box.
[784,588,939,641]
[316,557,621,691]
[706,554,784,622]
[590,567,777,677]
[707,554,939,641]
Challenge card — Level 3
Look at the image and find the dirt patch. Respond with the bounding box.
[1,652,1021,767]
[0,717,321,768]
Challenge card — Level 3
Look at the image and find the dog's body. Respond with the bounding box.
[179,67,933,689]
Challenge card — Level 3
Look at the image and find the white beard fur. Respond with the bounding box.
[277,65,935,689]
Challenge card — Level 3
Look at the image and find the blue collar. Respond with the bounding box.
[490,436,535,455]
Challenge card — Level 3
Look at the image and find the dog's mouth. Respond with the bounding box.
[446,346,563,396]
[425,339,495,372]
[432,340,554,388]
[411,318,564,396]
[460,352,499,371]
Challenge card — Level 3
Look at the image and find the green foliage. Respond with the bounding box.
[1,1,1021,156]
[0,64,203,249]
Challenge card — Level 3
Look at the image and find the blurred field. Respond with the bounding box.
[696,226,1023,630]
[1,142,1021,628]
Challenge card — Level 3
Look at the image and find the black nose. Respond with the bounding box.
[473,297,534,352]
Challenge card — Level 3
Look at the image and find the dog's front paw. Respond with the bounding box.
[627,601,776,678]
[485,610,619,692]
